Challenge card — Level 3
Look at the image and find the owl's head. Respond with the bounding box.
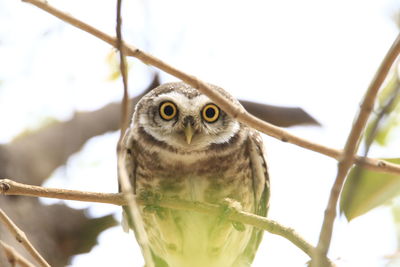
[132,82,241,152]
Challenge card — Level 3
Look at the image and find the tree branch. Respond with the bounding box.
[21,0,400,178]
[0,178,330,264]
[115,1,155,266]
[116,0,131,141]
[313,34,400,266]
[0,208,50,267]
[0,241,36,267]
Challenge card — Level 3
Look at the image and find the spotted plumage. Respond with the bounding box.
[121,82,270,267]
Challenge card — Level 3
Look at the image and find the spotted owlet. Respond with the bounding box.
[121,82,270,267]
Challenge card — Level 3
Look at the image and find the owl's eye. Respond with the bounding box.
[202,104,220,123]
[159,101,178,121]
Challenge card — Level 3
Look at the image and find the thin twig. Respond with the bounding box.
[0,178,329,263]
[21,0,400,177]
[114,1,154,266]
[116,0,131,141]
[313,34,400,266]
[0,207,50,267]
[0,241,36,267]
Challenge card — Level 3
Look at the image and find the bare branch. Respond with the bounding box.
[0,179,124,205]
[0,208,50,267]
[313,34,400,266]
[21,0,400,178]
[116,0,131,141]
[0,241,36,267]
[115,1,154,266]
[0,179,331,263]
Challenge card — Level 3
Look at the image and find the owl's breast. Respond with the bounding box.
[135,143,255,210]
[134,140,258,267]
[138,170,255,267]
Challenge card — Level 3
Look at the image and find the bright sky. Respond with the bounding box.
[1,0,400,266]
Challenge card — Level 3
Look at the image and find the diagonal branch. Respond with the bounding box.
[0,178,332,264]
[0,241,36,267]
[313,34,400,266]
[0,208,50,267]
[21,0,400,178]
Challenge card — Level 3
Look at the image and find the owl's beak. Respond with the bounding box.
[184,124,194,144]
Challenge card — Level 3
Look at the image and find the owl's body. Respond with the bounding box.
[122,83,269,267]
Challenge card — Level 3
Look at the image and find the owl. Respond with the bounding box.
[121,82,270,267]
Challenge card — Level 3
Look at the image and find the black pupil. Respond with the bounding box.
[164,105,174,116]
[205,107,216,118]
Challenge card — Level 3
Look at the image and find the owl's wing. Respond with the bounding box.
[235,130,270,266]
[118,128,137,231]
[248,131,270,217]
[119,130,170,267]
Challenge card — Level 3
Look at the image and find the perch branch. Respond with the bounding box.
[0,208,50,267]
[0,179,330,263]
[21,0,400,177]
[0,241,36,267]
[314,34,400,266]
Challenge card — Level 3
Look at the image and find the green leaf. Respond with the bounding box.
[232,221,245,232]
[377,71,399,108]
[391,200,400,248]
[374,114,400,146]
[364,72,400,146]
[340,158,400,221]
[105,49,131,81]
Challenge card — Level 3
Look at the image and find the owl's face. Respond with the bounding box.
[133,83,240,152]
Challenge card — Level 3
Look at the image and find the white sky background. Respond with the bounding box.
[1,0,400,266]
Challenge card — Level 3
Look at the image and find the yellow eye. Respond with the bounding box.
[202,104,220,123]
[159,101,177,121]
